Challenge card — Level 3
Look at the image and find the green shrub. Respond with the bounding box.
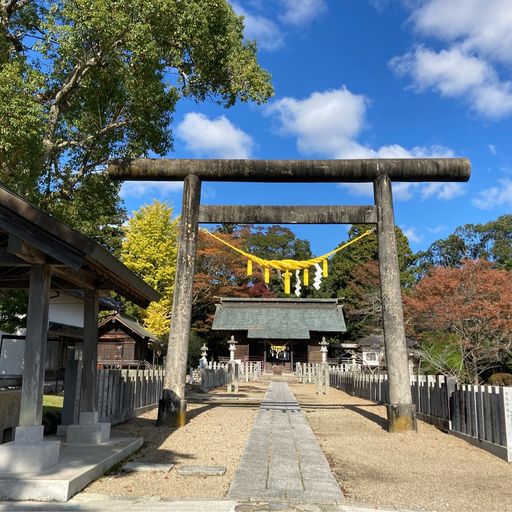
[487,373,512,386]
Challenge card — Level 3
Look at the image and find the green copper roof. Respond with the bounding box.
[212,298,346,339]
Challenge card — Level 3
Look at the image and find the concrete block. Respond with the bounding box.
[14,425,44,443]
[0,440,60,472]
[0,437,142,502]
[66,422,110,444]
[56,424,68,436]
[79,411,99,425]
[177,465,226,476]
[122,462,174,472]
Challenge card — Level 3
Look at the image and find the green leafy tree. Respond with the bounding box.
[245,225,313,297]
[318,225,415,339]
[121,201,178,344]
[0,0,273,239]
[416,215,512,275]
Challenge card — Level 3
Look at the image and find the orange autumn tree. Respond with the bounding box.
[192,228,251,331]
[404,260,512,383]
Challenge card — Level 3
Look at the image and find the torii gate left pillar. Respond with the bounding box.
[157,174,201,426]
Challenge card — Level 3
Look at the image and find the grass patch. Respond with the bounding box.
[43,394,63,413]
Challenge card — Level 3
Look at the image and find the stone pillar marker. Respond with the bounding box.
[501,387,512,461]
[227,336,239,393]
[158,174,202,427]
[0,265,61,473]
[374,175,417,432]
[67,289,110,444]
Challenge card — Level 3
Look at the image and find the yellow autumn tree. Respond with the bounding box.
[121,201,178,340]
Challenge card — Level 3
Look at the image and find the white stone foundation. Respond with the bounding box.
[0,426,61,473]
[66,412,110,445]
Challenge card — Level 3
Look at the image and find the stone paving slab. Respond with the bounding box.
[228,382,344,502]
[0,436,142,502]
[177,465,227,477]
[122,462,174,473]
[0,496,414,511]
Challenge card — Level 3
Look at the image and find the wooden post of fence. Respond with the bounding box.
[446,377,456,430]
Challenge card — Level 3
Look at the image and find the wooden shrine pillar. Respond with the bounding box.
[158,174,202,427]
[374,175,417,432]
[18,265,52,429]
[1,264,61,473]
[67,288,111,444]
[80,288,100,416]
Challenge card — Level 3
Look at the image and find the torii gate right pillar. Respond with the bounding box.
[374,175,417,432]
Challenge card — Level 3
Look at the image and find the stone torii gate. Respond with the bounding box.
[109,158,470,433]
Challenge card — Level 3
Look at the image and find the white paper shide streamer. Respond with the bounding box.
[313,263,323,290]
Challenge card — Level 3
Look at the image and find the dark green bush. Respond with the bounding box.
[487,373,512,386]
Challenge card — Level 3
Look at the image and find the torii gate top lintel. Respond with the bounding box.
[108,157,470,183]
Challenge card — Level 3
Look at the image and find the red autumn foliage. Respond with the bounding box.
[192,229,273,331]
[404,259,512,381]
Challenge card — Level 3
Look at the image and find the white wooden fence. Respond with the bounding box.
[189,361,262,389]
[328,369,512,462]
[296,362,361,383]
[96,367,164,425]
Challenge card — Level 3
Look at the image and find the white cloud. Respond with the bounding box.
[390,46,512,119]
[390,46,492,96]
[420,182,466,200]
[390,1,512,119]
[402,226,423,244]
[121,181,183,199]
[488,144,497,155]
[427,225,446,234]
[177,112,254,158]
[279,0,327,26]
[411,0,512,64]
[266,87,461,202]
[266,88,368,156]
[472,178,512,209]
[231,3,284,51]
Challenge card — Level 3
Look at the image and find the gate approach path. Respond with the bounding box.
[228,381,344,501]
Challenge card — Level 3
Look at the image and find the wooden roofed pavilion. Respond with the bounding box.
[212,297,346,371]
[0,182,159,475]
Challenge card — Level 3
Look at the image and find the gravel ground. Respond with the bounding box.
[290,382,512,512]
[82,380,512,511]
[83,383,267,498]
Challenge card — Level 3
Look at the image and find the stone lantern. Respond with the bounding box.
[319,336,329,364]
[199,343,208,369]
[317,337,330,395]
[227,335,239,393]
[228,335,238,362]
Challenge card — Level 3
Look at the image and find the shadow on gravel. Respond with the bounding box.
[302,403,388,431]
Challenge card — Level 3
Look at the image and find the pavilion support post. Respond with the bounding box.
[158,174,202,427]
[0,265,61,473]
[67,289,110,444]
[374,175,417,433]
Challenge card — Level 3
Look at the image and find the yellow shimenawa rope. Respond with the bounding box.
[201,227,375,274]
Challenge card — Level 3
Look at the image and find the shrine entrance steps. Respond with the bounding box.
[228,381,344,502]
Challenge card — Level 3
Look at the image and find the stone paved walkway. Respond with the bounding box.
[228,381,344,502]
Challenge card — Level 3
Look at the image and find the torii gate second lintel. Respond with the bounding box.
[108,158,471,433]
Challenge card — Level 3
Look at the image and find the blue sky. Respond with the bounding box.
[121,0,512,256]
